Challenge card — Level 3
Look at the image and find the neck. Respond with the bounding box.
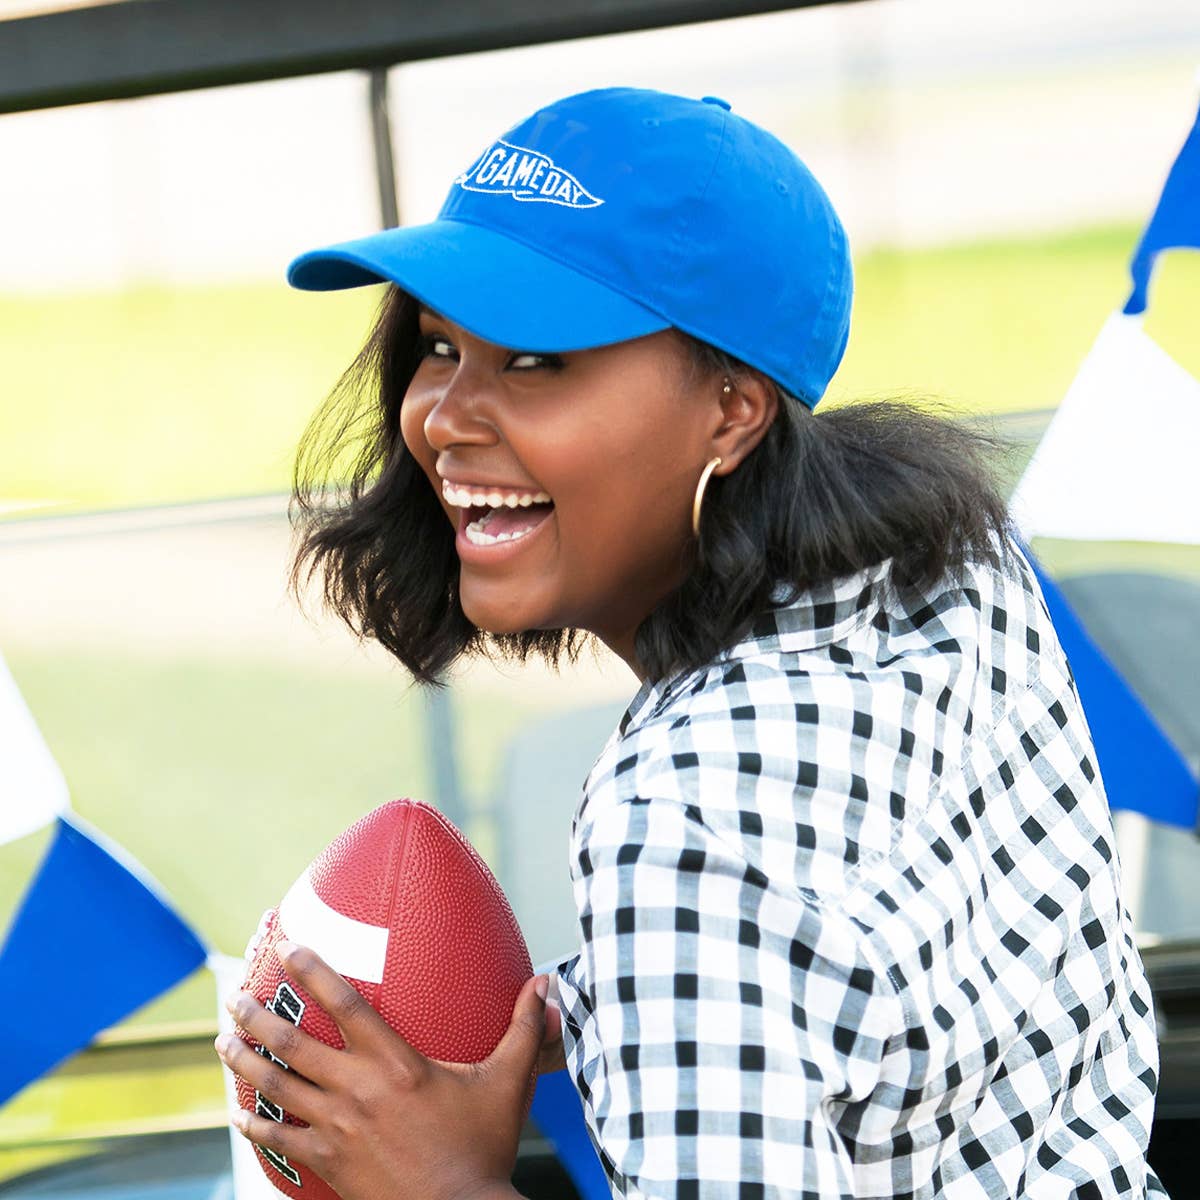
[594,626,647,683]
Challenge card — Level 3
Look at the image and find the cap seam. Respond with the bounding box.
[696,109,731,206]
[660,109,730,291]
[811,210,848,396]
[661,110,820,407]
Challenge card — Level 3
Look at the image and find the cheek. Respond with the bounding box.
[552,428,694,565]
[399,394,432,463]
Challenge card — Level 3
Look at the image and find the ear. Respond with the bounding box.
[710,372,779,473]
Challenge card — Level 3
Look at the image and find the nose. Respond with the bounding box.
[420,363,501,454]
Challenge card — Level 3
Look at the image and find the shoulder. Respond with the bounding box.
[577,532,1063,897]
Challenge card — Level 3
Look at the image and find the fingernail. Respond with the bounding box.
[214,1033,231,1056]
[231,1109,248,1131]
[276,939,296,960]
[535,974,549,1001]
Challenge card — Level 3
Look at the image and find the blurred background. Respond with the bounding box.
[1,0,1198,1193]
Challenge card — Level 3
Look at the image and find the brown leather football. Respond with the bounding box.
[235,799,535,1200]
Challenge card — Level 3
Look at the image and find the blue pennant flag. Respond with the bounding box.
[0,814,208,1104]
[1125,99,1200,315]
[1026,551,1199,832]
[530,1068,612,1200]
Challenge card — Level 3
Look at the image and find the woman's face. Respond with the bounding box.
[399,306,720,669]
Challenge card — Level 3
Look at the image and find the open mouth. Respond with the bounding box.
[442,480,555,547]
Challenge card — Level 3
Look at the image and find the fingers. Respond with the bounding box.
[486,973,549,1082]
[538,981,565,1074]
[537,1042,567,1076]
[229,1106,332,1179]
[215,1026,324,1127]
[224,987,341,1087]
[542,987,562,1045]
[276,941,384,1047]
[538,1038,566,1077]
[275,941,421,1069]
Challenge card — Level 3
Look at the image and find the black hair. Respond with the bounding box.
[290,285,1013,687]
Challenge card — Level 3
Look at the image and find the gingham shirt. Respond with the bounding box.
[552,536,1166,1200]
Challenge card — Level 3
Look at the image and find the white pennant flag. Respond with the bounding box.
[0,650,70,846]
[1010,313,1200,545]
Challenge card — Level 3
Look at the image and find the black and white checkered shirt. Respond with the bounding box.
[552,537,1167,1199]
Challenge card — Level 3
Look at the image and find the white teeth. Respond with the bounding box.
[464,520,539,547]
[441,481,553,508]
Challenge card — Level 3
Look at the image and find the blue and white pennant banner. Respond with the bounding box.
[1011,94,1200,833]
[0,649,208,1104]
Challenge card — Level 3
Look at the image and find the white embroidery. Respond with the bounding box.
[455,139,604,209]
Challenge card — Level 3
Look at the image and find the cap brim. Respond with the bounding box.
[286,218,671,352]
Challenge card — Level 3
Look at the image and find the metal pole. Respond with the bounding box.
[368,66,400,228]
[365,66,465,828]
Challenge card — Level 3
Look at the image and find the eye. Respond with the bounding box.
[508,350,565,372]
[415,332,563,372]
[416,333,456,361]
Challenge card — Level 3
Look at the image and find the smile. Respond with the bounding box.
[442,480,552,508]
[442,478,556,550]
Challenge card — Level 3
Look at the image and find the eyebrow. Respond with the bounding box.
[417,303,444,321]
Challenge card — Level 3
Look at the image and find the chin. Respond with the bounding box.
[459,594,542,639]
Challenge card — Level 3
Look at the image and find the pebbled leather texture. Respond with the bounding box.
[236,799,536,1200]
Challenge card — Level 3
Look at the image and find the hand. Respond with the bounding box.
[538,983,565,1075]
[214,939,546,1200]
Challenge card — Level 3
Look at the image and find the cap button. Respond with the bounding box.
[701,95,732,111]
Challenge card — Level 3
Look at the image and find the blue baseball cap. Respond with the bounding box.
[288,86,852,409]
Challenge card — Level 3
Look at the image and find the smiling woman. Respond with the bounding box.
[249,87,1172,1200]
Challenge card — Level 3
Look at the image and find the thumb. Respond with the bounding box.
[487,973,549,1080]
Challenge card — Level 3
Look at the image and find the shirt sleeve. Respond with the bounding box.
[569,791,901,1200]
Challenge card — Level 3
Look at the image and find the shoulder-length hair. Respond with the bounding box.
[290,285,1013,687]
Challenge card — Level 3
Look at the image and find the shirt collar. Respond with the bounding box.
[620,559,893,735]
[726,559,892,659]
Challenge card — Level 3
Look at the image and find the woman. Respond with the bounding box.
[215,88,1167,1199]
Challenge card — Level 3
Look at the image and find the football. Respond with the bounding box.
[235,799,536,1200]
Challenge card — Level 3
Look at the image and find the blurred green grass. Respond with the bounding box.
[0,284,377,512]
[832,223,1200,412]
[3,222,1197,512]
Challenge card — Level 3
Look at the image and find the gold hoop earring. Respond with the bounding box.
[692,456,723,537]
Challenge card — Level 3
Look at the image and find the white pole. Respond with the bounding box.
[209,952,291,1200]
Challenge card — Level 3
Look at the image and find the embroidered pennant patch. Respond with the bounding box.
[456,139,604,209]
